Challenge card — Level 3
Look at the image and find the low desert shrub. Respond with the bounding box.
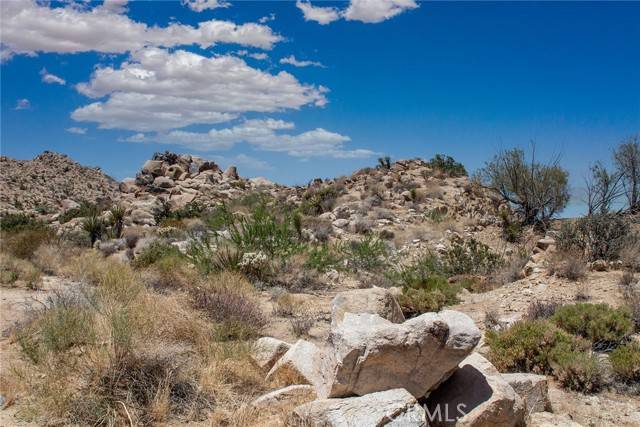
[491,252,528,285]
[305,244,344,273]
[486,319,588,374]
[300,185,340,216]
[58,200,102,224]
[397,276,461,316]
[3,227,54,259]
[0,213,46,233]
[0,253,41,289]
[290,314,315,337]
[442,238,504,276]
[609,342,640,384]
[557,214,630,262]
[618,272,640,331]
[551,303,633,349]
[552,350,604,393]
[338,234,388,272]
[548,251,588,281]
[426,154,467,177]
[619,235,640,272]
[133,240,183,269]
[499,209,523,243]
[525,300,562,320]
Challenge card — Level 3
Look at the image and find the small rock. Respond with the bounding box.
[293,388,427,427]
[252,337,291,371]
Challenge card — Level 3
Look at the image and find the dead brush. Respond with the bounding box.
[548,251,587,281]
[618,271,640,331]
[289,312,315,337]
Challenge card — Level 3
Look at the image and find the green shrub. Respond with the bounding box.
[338,234,388,272]
[300,186,340,215]
[82,215,105,245]
[305,244,344,273]
[17,303,95,364]
[552,350,603,393]
[557,214,630,262]
[426,154,467,177]
[397,275,460,316]
[486,319,587,374]
[609,342,640,383]
[133,240,183,269]
[499,209,522,243]
[228,204,304,261]
[442,239,504,276]
[552,303,633,348]
[425,207,447,223]
[0,213,46,233]
[59,201,101,224]
[3,227,54,259]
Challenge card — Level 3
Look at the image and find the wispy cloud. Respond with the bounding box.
[280,55,325,68]
[14,99,31,110]
[40,68,66,85]
[66,127,87,135]
[182,0,230,12]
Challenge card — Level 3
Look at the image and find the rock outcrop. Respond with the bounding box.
[426,353,525,427]
[322,310,480,398]
[330,287,405,327]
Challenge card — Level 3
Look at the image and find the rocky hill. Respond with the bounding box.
[0,151,119,214]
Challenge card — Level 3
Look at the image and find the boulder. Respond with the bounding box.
[536,238,556,251]
[250,176,275,187]
[266,340,330,391]
[527,412,582,427]
[253,337,291,371]
[322,310,480,398]
[165,164,185,180]
[169,193,196,209]
[331,287,404,328]
[223,165,239,180]
[142,159,164,176]
[292,388,427,427]
[130,208,155,226]
[332,219,349,229]
[61,198,80,211]
[252,385,316,409]
[426,353,525,427]
[502,373,550,414]
[153,176,175,188]
[590,260,608,272]
[135,172,154,186]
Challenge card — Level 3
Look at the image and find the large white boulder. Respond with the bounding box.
[322,310,480,398]
[266,340,330,391]
[330,287,405,327]
[426,353,525,427]
[292,388,427,427]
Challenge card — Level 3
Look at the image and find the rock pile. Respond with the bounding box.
[0,151,119,215]
[251,288,558,426]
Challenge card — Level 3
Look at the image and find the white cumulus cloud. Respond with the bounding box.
[182,0,230,12]
[0,0,281,59]
[280,55,325,68]
[72,48,327,132]
[124,118,377,159]
[66,127,88,135]
[296,0,417,25]
[296,1,341,25]
[40,68,66,85]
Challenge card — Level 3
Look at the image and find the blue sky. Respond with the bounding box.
[1,1,639,215]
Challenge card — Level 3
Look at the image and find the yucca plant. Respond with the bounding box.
[82,215,105,245]
[109,205,126,238]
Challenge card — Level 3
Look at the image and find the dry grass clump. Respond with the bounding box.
[0,253,41,289]
[2,257,269,425]
[619,271,640,331]
[548,250,588,281]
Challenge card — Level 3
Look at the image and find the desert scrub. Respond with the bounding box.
[552,350,604,393]
[547,251,587,281]
[609,342,640,384]
[2,224,54,259]
[397,275,461,316]
[486,319,588,375]
[300,185,341,215]
[0,253,41,289]
[133,240,183,269]
[425,154,467,177]
[551,303,633,349]
[337,234,388,272]
[442,238,504,276]
[305,244,344,273]
[557,213,631,262]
